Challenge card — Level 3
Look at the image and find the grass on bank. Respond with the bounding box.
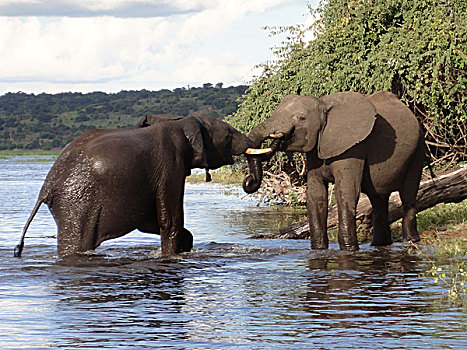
[414,201,466,306]
[186,166,246,185]
[0,149,60,156]
[396,201,466,306]
[0,150,60,162]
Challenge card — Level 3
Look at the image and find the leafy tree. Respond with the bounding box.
[228,0,467,167]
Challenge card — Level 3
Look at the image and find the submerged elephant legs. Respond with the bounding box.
[399,170,423,244]
[331,158,364,251]
[155,181,192,256]
[306,157,364,251]
[368,194,392,246]
[306,173,329,249]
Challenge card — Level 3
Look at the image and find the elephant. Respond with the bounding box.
[243,91,426,251]
[137,113,181,128]
[15,114,258,258]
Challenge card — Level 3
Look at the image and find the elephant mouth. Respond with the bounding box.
[245,137,284,161]
[267,131,292,152]
[242,137,284,194]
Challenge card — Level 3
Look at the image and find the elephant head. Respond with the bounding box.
[243,92,377,192]
[196,114,256,170]
[138,113,268,178]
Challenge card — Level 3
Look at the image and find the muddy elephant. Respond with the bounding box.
[243,91,425,251]
[15,114,255,257]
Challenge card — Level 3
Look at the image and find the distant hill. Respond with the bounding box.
[0,84,248,150]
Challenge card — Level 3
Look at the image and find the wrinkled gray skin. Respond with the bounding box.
[244,91,425,251]
[15,114,252,258]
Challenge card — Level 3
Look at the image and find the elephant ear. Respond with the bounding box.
[137,114,152,127]
[318,92,376,159]
[137,114,183,127]
[183,116,208,169]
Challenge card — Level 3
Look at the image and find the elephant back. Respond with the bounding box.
[364,91,423,191]
[368,91,421,152]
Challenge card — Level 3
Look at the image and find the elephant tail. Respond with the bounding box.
[425,153,436,179]
[14,193,46,258]
[423,140,436,180]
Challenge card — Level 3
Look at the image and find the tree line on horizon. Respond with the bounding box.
[0,84,248,150]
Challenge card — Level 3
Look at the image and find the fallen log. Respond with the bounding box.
[258,165,467,239]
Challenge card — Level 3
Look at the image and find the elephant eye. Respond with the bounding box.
[297,115,306,122]
[226,132,233,144]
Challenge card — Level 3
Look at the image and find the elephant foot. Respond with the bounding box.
[310,242,328,250]
[161,228,193,256]
[402,233,421,244]
[371,237,393,246]
[338,234,359,251]
[310,236,329,250]
[371,231,393,246]
[180,228,193,252]
[339,244,359,251]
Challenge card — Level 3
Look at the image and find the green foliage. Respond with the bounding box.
[228,0,467,165]
[0,85,247,150]
[417,199,467,232]
[400,200,467,304]
[429,262,465,305]
[420,231,466,305]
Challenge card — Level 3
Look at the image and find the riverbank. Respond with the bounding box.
[0,149,60,157]
[417,224,466,306]
[186,167,247,185]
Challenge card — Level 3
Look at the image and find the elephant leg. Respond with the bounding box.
[368,194,392,246]
[156,178,190,256]
[399,186,420,243]
[306,171,329,249]
[399,143,423,243]
[330,158,364,251]
[400,200,420,243]
[55,205,101,257]
[57,221,82,257]
[399,178,422,244]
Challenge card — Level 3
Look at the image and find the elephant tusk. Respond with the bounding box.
[245,148,273,155]
[269,133,284,139]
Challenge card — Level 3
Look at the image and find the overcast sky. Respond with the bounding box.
[0,0,316,95]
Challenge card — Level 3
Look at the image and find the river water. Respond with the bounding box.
[0,156,465,349]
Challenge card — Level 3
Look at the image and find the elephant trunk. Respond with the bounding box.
[242,119,284,194]
[242,138,282,194]
[248,122,270,148]
[243,155,263,194]
[242,124,271,194]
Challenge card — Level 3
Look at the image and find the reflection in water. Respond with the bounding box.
[50,256,191,347]
[0,158,466,349]
[303,249,426,340]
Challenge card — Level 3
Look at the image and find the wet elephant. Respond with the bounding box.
[243,91,426,251]
[15,114,255,257]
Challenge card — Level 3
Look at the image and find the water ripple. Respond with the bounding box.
[0,158,465,349]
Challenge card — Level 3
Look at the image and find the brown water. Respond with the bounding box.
[0,157,465,349]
